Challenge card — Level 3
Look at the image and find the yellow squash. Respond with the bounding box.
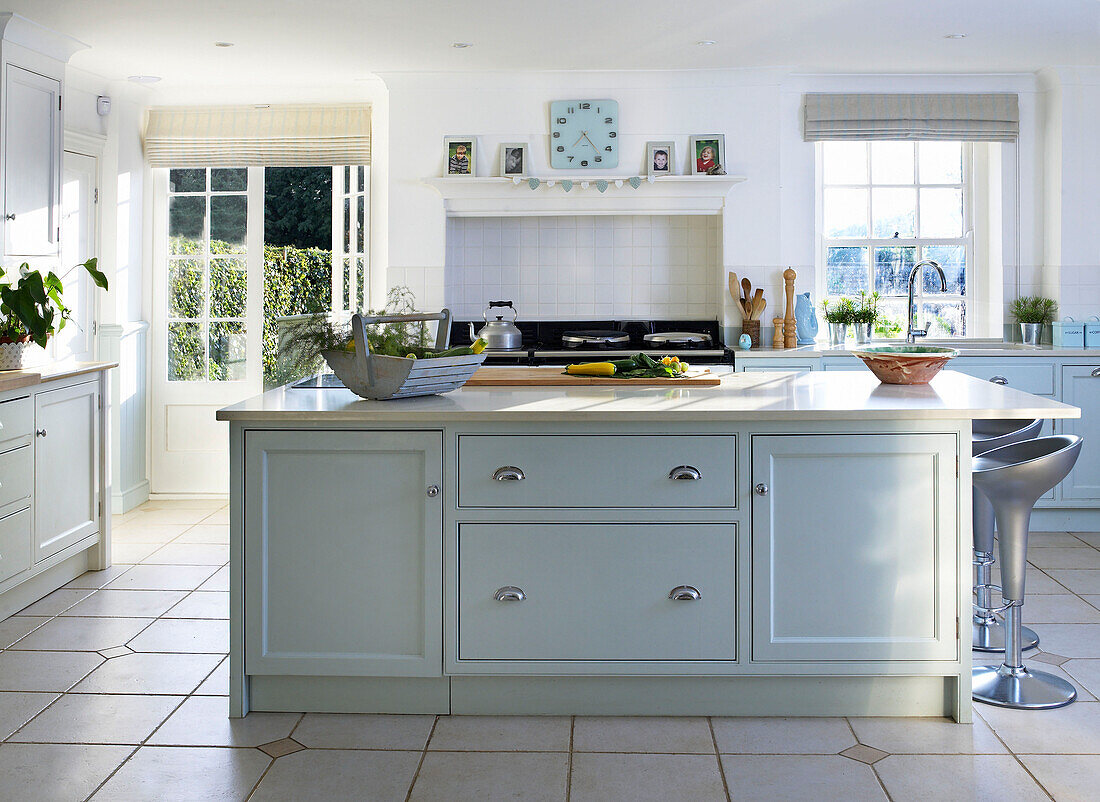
[565,362,616,377]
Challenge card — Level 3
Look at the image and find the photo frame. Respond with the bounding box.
[689,134,726,176]
[500,142,529,177]
[646,141,675,177]
[444,136,476,177]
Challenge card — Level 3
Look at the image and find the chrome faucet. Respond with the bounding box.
[906,260,948,343]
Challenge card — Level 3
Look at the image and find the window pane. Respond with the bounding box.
[919,188,963,237]
[168,322,205,381]
[871,187,916,237]
[825,247,868,296]
[874,246,917,296]
[168,196,205,254]
[343,196,352,251]
[923,245,966,294]
[920,299,966,337]
[919,142,962,184]
[209,321,247,381]
[168,259,204,319]
[822,142,867,184]
[356,257,366,310]
[343,166,351,192]
[210,195,247,253]
[210,258,247,318]
[357,166,366,193]
[871,141,914,184]
[823,188,868,237]
[873,298,908,339]
[169,169,205,193]
[342,258,351,310]
[356,195,366,252]
[211,168,247,191]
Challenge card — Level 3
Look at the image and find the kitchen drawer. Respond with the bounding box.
[0,445,32,510]
[0,396,33,451]
[457,523,736,663]
[457,434,736,508]
[0,507,31,583]
[946,360,1055,395]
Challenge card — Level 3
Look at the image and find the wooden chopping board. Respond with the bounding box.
[464,367,722,387]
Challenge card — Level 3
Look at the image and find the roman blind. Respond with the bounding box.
[143,104,371,167]
[803,93,1019,142]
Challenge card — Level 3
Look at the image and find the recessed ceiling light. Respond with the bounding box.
[127,75,162,84]
[214,41,235,47]
[451,42,473,48]
[697,40,716,46]
[943,33,967,39]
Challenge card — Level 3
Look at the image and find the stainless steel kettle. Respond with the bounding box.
[469,301,523,350]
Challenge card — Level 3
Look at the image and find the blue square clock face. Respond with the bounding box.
[550,99,619,169]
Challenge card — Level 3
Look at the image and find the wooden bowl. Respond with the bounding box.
[851,345,959,385]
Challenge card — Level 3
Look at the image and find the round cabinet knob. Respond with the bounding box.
[426,485,439,497]
[668,465,701,481]
[493,466,525,482]
[754,482,769,496]
[494,586,526,602]
[668,585,701,601]
[35,429,46,438]
[4,213,14,221]
[989,376,1008,385]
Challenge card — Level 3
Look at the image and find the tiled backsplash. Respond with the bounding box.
[444,215,720,319]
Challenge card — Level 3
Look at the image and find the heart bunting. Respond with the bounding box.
[561,180,573,192]
[528,178,540,190]
[595,180,608,193]
[628,176,641,189]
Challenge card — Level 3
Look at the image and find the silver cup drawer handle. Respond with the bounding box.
[989,376,1008,385]
[493,466,525,482]
[1092,367,1100,378]
[668,465,701,481]
[668,585,702,601]
[494,586,526,602]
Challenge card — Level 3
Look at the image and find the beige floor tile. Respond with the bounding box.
[1022,624,1100,658]
[123,508,214,526]
[60,589,189,618]
[721,755,885,801]
[428,715,571,752]
[848,716,1006,754]
[874,754,1048,801]
[711,716,855,754]
[251,748,421,801]
[201,508,230,525]
[1045,570,1100,595]
[992,566,1069,594]
[572,716,714,753]
[141,543,230,566]
[978,700,1100,753]
[71,652,222,695]
[173,524,229,544]
[572,753,725,802]
[0,691,58,739]
[1020,593,1100,623]
[15,588,93,616]
[0,650,103,692]
[410,751,568,802]
[110,522,190,544]
[0,615,48,647]
[104,564,219,591]
[90,745,270,801]
[111,542,164,564]
[293,712,436,749]
[198,565,230,591]
[10,693,183,745]
[1085,595,1100,610]
[1028,548,1100,570]
[1064,659,1100,697]
[139,499,227,510]
[1075,532,1100,548]
[1018,754,1100,802]
[1030,532,1092,548]
[11,615,152,652]
[0,743,132,802]
[1017,659,1099,701]
[127,617,228,653]
[162,591,229,619]
[147,696,298,746]
[63,566,133,589]
[194,657,229,696]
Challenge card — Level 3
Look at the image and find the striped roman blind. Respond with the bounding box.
[143,104,371,167]
[802,93,1019,142]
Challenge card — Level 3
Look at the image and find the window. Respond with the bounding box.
[334,165,370,313]
[818,141,971,337]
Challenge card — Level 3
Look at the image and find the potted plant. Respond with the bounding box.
[1009,295,1056,346]
[852,291,879,344]
[0,259,108,370]
[822,297,856,346]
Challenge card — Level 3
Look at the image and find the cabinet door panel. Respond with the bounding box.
[751,433,958,662]
[1060,366,1100,500]
[244,430,443,676]
[34,382,99,561]
[4,66,61,256]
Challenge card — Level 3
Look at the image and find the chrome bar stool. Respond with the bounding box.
[972,434,1083,709]
[971,418,1043,652]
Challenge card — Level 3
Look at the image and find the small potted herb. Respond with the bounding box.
[822,297,856,346]
[1009,296,1056,346]
[0,259,108,370]
[852,291,879,344]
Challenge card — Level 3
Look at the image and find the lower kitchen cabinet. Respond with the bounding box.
[750,433,958,662]
[243,429,443,676]
[33,381,99,562]
[1060,365,1100,500]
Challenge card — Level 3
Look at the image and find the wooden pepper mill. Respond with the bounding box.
[772,317,785,349]
[783,268,798,349]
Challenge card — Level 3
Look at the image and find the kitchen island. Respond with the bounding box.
[217,369,1078,723]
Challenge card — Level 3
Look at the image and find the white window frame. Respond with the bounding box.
[332,165,370,312]
[815,141,978,338]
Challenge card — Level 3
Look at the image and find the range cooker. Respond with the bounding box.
[448,319,733,366]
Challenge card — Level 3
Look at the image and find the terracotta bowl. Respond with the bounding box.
[851,345,960,385]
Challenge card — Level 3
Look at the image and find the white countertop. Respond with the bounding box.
[735,342,1098,359]
[217,369,1079,423]
[0,361,116,395]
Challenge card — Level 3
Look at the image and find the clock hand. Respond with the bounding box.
[571,131,587,148]
[581,132,599,150]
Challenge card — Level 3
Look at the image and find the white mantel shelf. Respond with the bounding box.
[423,175,747,216]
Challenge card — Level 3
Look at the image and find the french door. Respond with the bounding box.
[57,150,99,362]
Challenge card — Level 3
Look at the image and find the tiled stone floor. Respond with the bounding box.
[0,500,1099,800]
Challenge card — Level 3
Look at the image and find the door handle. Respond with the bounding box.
[4,213,14,221]
[493,466,525,482]
[35,429,46,438]
[1091,368,1100,378]
[754,483,769,495]
[668,585,701,601]
[494,586,526,602]
[668,465,701,481]
[989,376,1008,385]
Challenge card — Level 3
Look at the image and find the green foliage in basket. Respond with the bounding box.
[1010,296,1057,325]
[0,259,108,347]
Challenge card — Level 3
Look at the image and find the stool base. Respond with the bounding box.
[973,618,1040,653]
[972,664,1078,709]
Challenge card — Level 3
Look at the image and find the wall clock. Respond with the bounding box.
[549,99,618,169]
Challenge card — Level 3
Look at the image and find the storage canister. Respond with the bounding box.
[1085,316,1100,349]
[1053,317,1086,348]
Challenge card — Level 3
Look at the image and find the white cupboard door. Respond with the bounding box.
[34,382,100,562]
[55,150,99,363]
[750,433,958,662]
[4,66,62,256]
[1060,366,1100,500]
[244,430,443,676]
